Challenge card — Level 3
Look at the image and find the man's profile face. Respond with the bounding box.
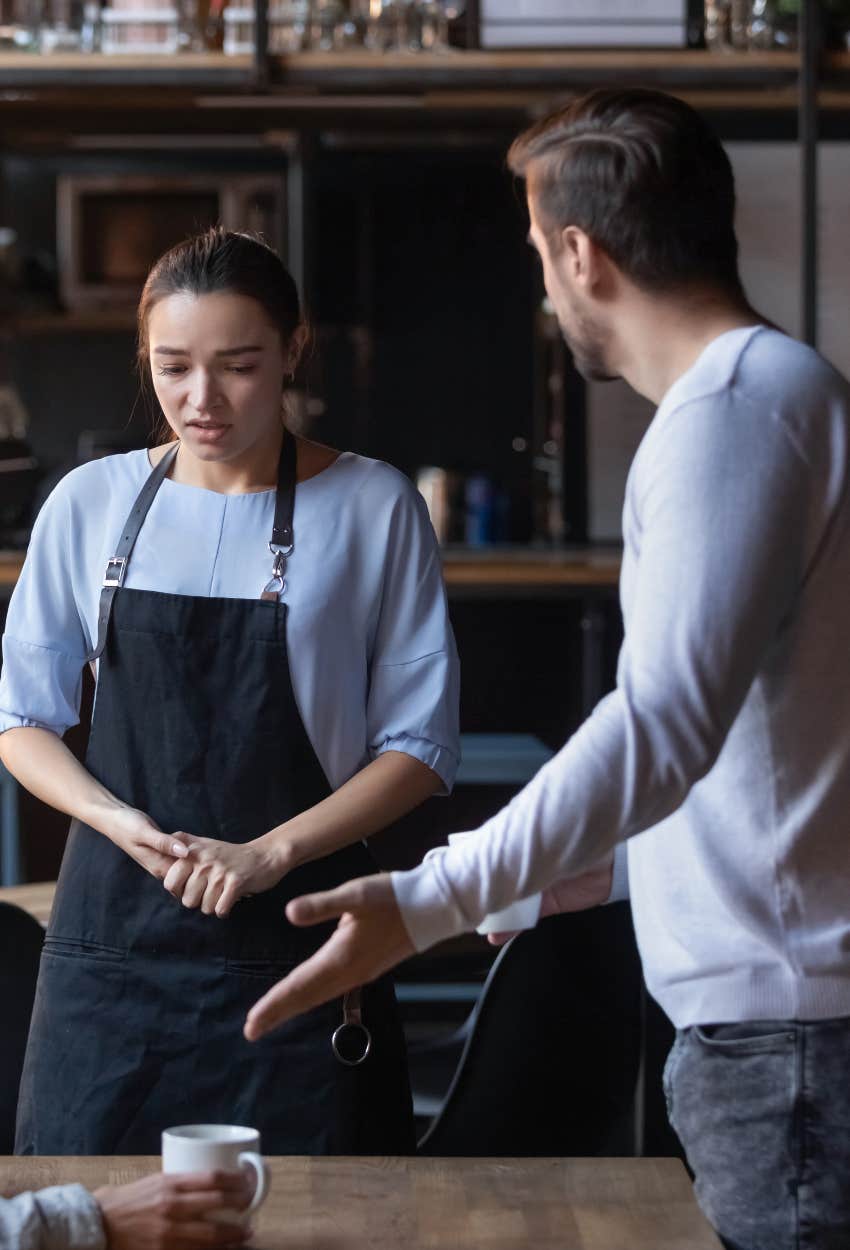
[527,190,618,383]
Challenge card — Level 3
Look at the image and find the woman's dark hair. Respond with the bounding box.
[137,227,304,438]
[508,88,743,297]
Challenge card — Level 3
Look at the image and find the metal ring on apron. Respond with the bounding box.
[332,987,372,1066]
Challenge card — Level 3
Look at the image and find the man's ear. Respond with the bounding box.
[561,226,598,288]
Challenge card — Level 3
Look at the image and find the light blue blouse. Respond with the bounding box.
[0,449,460,793]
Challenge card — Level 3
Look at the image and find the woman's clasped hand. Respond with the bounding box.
[161,832,290,917]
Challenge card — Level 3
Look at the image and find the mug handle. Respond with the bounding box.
[238,1151,269,1214]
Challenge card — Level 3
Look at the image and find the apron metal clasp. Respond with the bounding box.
[332,987,372,1066]
[260,542,293,602]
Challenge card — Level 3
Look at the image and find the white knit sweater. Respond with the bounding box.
[394,327,850,1028]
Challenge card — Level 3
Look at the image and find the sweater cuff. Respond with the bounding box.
[607,843,630,904]
[391,858,469,952]
[36,1184,106,1250]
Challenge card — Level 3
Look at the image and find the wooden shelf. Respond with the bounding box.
[0,47,809,94]
[0,50,252,88]
[1,47,847,119]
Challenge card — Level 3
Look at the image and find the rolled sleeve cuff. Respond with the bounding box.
[607,842,630,904]
[391,857,468,953]
[372,734,459,794]
[2,1184,107,1250]
[0,635,84,739]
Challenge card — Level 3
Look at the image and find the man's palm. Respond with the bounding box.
[243,874,414,1041]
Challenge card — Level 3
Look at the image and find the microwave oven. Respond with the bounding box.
[56,172,285,309]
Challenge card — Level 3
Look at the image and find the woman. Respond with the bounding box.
[0,228,459,1155]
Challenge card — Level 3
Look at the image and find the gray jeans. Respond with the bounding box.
[663,1017,850,1250]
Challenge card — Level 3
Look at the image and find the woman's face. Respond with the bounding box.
[147,290,290,462]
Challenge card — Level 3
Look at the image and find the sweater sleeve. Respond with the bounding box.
[393,392,813,950]
[0,477,89,738]
[0,1186,106,1250]
[366,481,460,793]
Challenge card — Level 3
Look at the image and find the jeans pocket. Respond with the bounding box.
[693,1022,796,1056]
[42,936,127,964]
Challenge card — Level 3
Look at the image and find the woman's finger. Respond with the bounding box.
[200,876,223,916]
[215,879,240,919]
[181,868,208,910]
[164,858,195,899]
[140,827,192,860]
[139,849,182,882]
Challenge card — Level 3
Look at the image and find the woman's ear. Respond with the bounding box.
[283,323,310,380]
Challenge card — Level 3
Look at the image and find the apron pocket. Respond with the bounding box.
[224,956,300,980]
[43,936,127,964]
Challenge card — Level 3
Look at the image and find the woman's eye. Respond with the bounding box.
[227,365,255,375]
[156,366,186,377]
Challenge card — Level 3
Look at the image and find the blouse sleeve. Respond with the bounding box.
[366,480,460,793]
[0,477,89,738]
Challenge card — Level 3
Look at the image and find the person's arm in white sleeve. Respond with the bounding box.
[0,1172,255,1250]
[0,1186,105,1250]
[392,393,811,951]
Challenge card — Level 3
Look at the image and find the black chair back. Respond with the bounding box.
[417,902,642,1157]
[0,901,44,1152]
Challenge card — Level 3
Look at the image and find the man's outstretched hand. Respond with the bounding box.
[243,873,414,1042]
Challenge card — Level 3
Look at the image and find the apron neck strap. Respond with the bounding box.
[85,442,180,663]
[271,431,296,551]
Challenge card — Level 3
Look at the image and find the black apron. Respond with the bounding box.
[15,436,414,1156]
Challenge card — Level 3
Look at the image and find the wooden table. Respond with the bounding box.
[0,1155,721,1248]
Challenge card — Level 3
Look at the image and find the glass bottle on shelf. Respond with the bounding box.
[704,0,731,50]
[729,0,751,47]
[747,0,776,48]
[358,0,404,52]
[271,0,311,52]
[310,0,345,51]
[0,0,44,49]
[39,0,84,50]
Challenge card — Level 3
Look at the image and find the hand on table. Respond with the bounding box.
[485,857,615,946]
[108,808,192,882]
[94,1169,253,1249]
[163,834,286,918]
[243,873,413,1041]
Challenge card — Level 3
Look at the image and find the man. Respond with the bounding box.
[242,89,850,1250]
[0,1170,252,1249]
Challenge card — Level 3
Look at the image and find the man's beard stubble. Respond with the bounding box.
[559,309,619,384]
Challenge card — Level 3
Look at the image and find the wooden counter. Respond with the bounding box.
[0,880,55,926]
[0,1154,722,1248]
[1,547,620,594]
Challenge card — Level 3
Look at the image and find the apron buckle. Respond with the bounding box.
[332,987,372,1066]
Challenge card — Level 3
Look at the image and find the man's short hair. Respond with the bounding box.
[508,88,742,296]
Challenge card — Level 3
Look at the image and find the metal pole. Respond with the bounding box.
[799,0,820,347]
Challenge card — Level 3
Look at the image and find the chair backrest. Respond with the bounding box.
[0,902,44,1152]
[417,902,642,1157]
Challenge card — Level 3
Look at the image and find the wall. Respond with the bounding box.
[586,141,850,540]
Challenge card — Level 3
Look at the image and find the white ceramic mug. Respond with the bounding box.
[162,1124,269,1226]
[447,832,542,935]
